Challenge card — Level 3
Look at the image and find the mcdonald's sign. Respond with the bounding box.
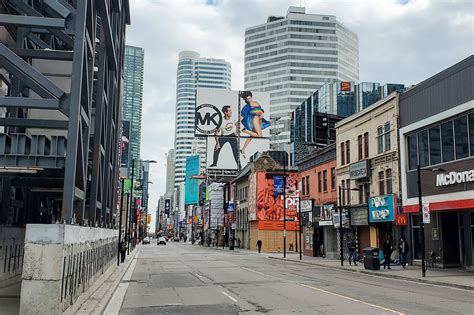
[396,213,407,226]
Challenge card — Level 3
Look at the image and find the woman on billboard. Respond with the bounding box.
[239,91,271,158]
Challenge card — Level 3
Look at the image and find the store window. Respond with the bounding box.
[418,130,429,167]
[429,126,441,165]
[386,169,393,194]
[441,121,454,162]
[469,113,474,155]
[454,116,469,159]
[378,171,385,195]
[412,215,422,260]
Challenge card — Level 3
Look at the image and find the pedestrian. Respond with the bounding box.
[120,238,127,263]
[237,238,241,248]
[398,237,409,269]
[320,243,326,258]
[256,239,263,253]
[383,239,393,269]
[184,235,187,243]
[348,238,357,266]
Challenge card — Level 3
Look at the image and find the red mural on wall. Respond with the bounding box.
[255,172,299,221]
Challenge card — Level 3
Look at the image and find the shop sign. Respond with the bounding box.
[350,207,368,226]
[332,208,350,228]
[319,204,334,226]
[435,170,474,187]
[368,194,396,223]
[349,160,369,179]
[422,199,430,224]
[300,199,313,212]
[227,201,234,212]
[396,213,407,226]
[340,81,351,92]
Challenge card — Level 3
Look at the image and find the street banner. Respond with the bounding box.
[422,198,430,224]
[147,214,151,224]
[164,199,171,215]
[124,179,131,194]
[185,155,200,205]
[273,175,284,197]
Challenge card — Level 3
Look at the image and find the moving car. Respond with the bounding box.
[142,237,150,245]
[157,237,167,245]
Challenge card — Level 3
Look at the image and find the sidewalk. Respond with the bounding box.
[193,243,474,291]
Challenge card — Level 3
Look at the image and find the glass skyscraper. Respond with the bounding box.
[244,6,359,149]
[123,46,144,177]
[174,51,231,185]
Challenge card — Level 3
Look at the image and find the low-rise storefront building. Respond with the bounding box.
[399,56,474,269]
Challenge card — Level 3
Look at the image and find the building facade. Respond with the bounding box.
[336,92,403,258]
[165,149,175,196]
[297,144,338,258]
[244,6,359,149]
[174,51,231,186]
[399,56,473,269]
[123,46,145,177]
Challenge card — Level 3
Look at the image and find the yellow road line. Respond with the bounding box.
[300,283,405,315]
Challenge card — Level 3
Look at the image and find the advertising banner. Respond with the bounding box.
[319,203,334,226]
[124,179,131,194]
[273,175,284,197]
[185,155,200,205]
[300,199,313,212]
[332,208,350,228]
[120,120,131,178]
[164,199,171,215]
[422,198,430,224]
[255,172,299,224]
[196,88,271,173]
[368,194,396,223]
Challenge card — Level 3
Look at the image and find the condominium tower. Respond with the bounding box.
[123,45,145,176]
[244,6,359,148]
[174,51,231,185]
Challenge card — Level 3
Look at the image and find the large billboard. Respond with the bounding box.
[195,89,270,174]
[185,155,200,205]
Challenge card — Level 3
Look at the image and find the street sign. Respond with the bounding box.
[422,199,430,224]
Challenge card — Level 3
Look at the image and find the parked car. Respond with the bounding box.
[157,237,167,245]
[142,237,150,245]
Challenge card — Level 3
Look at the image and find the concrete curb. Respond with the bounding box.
[267,256,474,291]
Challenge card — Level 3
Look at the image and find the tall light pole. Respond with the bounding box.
[283,152,287,258]
[417,166,445,277]
[338,185,359,266]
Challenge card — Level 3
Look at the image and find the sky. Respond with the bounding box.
[125,0,473,232]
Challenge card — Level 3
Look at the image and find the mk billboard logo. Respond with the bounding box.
[195,103,222,135]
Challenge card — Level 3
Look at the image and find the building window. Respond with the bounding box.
[384,122,391,151]
[454,116,469,159]
[358,184,364,204]
[318,172,322,193]
[341,180,346,205]
[386,169,393,194]
[323,170,328,192]
[331,167,336,190]
[346,180,351,204]
[377,126,383,154]
[429,126,441,165]
[407,133,417,170]
[418,130,429,167]
[306,176,310,195]
[469,113,474,156]
[358,135,363,160]
[345,140,350,164]
[364,132,369,158]
[378,171,385,195]
[302,177,306,195]
[441,121,454,162]
[340,143,345,165]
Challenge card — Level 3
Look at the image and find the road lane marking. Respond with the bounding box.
[104,282,129,314]
[222,291,238,303]
[300,284,405,315]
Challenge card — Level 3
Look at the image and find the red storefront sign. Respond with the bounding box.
[340,82,351,92]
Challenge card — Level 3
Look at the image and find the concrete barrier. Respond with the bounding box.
[19,224,118,315]
[0,227,25,288]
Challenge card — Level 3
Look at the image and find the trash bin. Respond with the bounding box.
[363,247,380,270]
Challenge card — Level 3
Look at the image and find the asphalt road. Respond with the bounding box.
[115,242,473,314]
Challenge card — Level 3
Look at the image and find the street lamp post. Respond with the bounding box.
[338,185,359,266]
[283,152,287,258]
[117,177,125,266]
[417,165,445,277]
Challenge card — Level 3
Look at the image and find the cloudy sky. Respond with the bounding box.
[125,0,473,231]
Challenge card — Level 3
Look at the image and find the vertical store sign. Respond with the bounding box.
[164,199,171,215]
[422,199,430,224]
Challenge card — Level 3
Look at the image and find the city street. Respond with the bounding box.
[110,243,473,314]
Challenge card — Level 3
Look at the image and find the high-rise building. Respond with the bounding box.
[244,6,359,148]
[174,51,231,185]
[123,45,145,176]
[165,149,175,196]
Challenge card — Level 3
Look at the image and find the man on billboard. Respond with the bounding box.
[210,105,240,169]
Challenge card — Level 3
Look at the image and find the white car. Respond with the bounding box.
[157,237,166,245]
[142,237,150,245]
